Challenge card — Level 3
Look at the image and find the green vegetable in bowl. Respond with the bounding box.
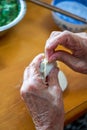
[0,0,20,27]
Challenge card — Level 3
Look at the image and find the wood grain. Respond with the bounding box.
[0,1,87,130]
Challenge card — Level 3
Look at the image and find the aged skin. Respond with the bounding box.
[20,54,64,130]
[45,31,87,74]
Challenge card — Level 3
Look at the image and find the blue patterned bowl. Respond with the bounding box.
[52,0,87,32]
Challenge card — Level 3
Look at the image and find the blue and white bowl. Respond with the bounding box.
[52,0,87,32]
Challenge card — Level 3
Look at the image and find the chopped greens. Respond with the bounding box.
[0,0,20,26]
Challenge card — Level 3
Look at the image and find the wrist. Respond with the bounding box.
[34,110,64,130]
[36,123,64,130]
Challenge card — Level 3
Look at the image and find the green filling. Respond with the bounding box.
[0,0,20,26]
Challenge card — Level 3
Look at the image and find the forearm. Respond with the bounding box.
[36,123,64,130]
[46,125,63,130]
[36,127,63,130]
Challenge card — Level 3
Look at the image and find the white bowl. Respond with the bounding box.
[52,0,87,32]
[0,0,26,36]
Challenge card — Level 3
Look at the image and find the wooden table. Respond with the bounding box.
[0,1,87,130]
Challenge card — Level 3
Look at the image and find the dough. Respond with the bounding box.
[40,58,56,78]
[58,70,68,91]
[40,58,68,91]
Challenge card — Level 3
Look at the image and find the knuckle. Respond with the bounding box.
[63,30,71,36]
[23,67,30,80]
[20,80,35,98]
[50,31,60,37]
[20,85,26,98]
[50,31,57,36]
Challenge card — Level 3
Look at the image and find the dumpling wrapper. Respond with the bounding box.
[40,59,68,91]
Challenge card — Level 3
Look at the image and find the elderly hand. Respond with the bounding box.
[20,54,64,130]
[45,31,87,74]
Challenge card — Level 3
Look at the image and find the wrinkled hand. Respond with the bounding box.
[20,54,64,130]
[45,31,87,74]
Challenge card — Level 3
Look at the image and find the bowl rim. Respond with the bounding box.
[52,11,87,28]
[51,0,87,26]
[0,0,26,32]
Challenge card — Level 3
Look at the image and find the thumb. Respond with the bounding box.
[49,50,83,73]
[48,67,59,87]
